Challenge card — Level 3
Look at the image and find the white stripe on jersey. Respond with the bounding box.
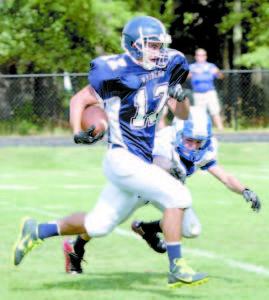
[104,97,126,148]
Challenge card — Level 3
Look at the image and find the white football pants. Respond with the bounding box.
[84,147,197,237]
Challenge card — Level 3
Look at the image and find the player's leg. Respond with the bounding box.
[132,207,201,253]
[103,147,208,288]
[131,219,166,253]
[152,207,201,239]
[63,234,90,274]
[13,213,89,266]
[13,182,141,268]
[182,208,201,238]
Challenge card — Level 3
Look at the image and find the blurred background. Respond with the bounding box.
[1,3,269,299]
[0,0,269,135]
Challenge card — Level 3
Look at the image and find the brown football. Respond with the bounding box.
[81,105,108,136]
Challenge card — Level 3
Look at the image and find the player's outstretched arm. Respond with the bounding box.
[208,164,261,212]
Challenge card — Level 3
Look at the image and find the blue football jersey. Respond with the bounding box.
[89,50,189,163]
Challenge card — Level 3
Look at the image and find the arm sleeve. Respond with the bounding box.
[89,58,120,101]
[169,53,189,87]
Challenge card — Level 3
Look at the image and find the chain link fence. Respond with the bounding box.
[0,71,269,135]
[182,70,269,130]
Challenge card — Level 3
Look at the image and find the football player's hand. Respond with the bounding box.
[168,84,187,102]
[74,125,105,145]
[169,167,186,184]
[242,188,261,212]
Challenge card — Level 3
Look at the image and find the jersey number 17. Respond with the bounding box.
[132,83,168,129]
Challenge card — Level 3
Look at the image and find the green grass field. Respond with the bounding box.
[1,143,268,300]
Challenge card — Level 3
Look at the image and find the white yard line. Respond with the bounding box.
[0,185,103,190]
[1,201,269,277]
[114,228,269,276]
[61,185,103,189]
[0,185,37,190]
[0,168,103,178]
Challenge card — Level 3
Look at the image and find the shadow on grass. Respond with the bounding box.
[12,271,206,298]
[210,275,242,283]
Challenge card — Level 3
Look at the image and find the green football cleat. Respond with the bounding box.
[168,258,209,289]
[12,217,43,266]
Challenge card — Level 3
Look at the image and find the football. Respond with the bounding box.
[81,105,108,136]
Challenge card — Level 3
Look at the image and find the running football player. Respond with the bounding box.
[12,16,208,289]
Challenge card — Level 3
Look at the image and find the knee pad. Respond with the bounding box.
[84,211,116,237]
[182,223,202,239]
[182,207,202,238]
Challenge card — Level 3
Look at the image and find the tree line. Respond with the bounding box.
[0,0,268,74]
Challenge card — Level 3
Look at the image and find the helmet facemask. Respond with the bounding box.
[133,27,171,70]
[172,106,213,162]
[175,131,211,162]
[122,26,171,71]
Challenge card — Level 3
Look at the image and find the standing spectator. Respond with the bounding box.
[188,48,224,131]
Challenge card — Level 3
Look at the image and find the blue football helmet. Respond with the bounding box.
[172,107,213,162]
[121,16,171,70]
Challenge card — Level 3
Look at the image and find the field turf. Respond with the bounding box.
[1,143,268,300]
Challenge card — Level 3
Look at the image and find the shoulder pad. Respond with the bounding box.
[89,54,137,99]
[168,49,186,59]
[167,49,189,86]
[90,54,128,81]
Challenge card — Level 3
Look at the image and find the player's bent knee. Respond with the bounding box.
[183,225,201,239]
[84,212,116,237]
[174,187,192,208]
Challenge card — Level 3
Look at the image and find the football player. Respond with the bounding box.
[131,106,261,253]
[12,16,209,289]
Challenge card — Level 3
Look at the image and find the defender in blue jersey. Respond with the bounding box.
[131,107,261,256]
[12,16,208,288]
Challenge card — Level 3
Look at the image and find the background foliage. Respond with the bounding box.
[0,0,175,73]
[1,0,269,74]
[0,0,268,134]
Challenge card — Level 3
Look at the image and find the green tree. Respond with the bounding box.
[218,0,269,69]
[0,0,136,73]
[0,0,176,74]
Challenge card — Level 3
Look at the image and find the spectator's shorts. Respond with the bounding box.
[193,90,221,115]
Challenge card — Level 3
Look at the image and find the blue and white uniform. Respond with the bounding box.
[84,50,193,237]
[150,122,218,238]
[90,50,188,163]
[153,126,218,179]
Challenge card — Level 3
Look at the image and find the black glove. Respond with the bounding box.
[168,84,187,102]
[242,188,261,212]
[74,125,105,145]
[169,167,186,184]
